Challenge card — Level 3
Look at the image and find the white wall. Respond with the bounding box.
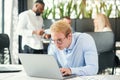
[27,0,34,9]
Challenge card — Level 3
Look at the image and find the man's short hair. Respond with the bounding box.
[50,20,72,37]
[35,0,45,5]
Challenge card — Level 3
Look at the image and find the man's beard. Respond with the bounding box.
[36,12,41,16]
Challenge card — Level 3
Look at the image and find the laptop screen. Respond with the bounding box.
[19,54,64,79]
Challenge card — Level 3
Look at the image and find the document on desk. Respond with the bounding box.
[79,75,120,80]
[102,75,120,80]
[80,75,106,80]
[0,64,22,72]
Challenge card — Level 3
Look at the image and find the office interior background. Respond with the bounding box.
[0,0,120,69]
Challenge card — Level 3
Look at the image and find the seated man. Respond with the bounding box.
[48,20,98,76]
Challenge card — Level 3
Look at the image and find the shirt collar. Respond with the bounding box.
[29,10,36,16]
[64,35,75,54]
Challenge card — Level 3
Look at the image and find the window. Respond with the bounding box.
[0,0,2,33]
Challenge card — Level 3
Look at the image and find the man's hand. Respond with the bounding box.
[32,29,45,36]
[43,34,51,39]
[60,68,71,76]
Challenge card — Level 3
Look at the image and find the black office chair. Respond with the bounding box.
[18,35,23,53]
[0,34,12,64]
[86,31,116,74]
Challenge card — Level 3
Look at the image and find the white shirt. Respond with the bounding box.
[17,10,44,50]
[103,27,112,32]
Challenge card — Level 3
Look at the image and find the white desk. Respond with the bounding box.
[0,65,120,80]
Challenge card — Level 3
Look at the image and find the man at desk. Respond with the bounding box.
[48,20,98,76]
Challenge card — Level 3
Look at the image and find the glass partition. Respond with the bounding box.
[0,0,2,33]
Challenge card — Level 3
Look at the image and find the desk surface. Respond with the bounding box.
[0,65,120,80]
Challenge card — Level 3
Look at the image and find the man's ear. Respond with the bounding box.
[35,3,39,8]
[68,33,72,39]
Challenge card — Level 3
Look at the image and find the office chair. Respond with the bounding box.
[18,35,23,53]
[0,34,12,64]
[86,31,116,74]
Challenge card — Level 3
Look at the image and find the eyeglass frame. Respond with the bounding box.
[50,32,70,45]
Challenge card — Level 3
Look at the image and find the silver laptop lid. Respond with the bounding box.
[19,54,63,79]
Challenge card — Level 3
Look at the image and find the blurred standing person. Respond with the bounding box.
[62,16,75,33]
[93,13,112,32]
[62,16,72,25]
[17,0,46,54]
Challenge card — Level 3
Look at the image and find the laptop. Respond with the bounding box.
[18,54,76,79]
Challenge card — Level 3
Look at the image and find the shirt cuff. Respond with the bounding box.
[42,33,46,38]
[70,68,77,75]
[70,67,85,76]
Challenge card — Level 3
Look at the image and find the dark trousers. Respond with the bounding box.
[22,45,44,54]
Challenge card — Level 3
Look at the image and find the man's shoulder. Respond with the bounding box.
[73,32,93,40]
[19,10,31,16]
[73,32,90,37]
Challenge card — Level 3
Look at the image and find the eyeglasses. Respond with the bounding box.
[51,37,66,44]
